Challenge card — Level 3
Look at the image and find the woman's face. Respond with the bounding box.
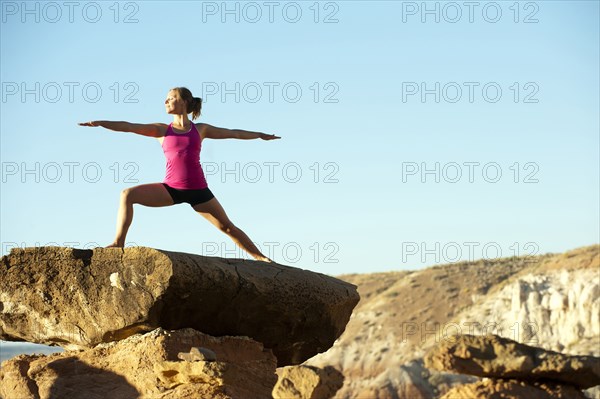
[165,91,186,114]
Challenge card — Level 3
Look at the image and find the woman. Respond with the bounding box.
[78,86,280,263]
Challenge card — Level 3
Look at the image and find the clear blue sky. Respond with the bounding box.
[1,0,598,275]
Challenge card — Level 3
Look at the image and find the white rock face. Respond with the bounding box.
[457,269,600,355]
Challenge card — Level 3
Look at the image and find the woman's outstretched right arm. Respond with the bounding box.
[78,121,166,137]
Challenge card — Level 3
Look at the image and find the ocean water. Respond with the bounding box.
[0,341,64,364]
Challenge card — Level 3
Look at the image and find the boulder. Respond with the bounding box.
[0,246,359,366]
[440,378,587,399]
[0,328,277,399]
[272,365,344,399]
[424,334,600,389]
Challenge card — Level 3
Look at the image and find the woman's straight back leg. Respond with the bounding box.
[192,197,272,262]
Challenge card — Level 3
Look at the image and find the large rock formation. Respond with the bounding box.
[0,328,278,399]
[425,334,600,398]
[0,246,359,366]
[3,244,598,398]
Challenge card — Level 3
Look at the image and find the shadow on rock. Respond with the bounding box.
[46,357,140,399]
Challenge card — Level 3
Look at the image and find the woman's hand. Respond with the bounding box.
[260,133,281,140]
[78,121,98,127]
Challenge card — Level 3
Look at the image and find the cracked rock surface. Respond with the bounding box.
[424,334,600,389]
[425,333,600,398]
[0,246,359,366]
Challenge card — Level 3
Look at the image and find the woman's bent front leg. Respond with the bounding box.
[106,183,175,247]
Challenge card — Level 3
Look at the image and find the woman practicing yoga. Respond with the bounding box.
[78,86,280,263]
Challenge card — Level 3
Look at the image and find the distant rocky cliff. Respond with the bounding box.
[305,244,600,398]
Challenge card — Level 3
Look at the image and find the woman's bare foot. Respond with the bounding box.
[105,241,124,248]
[255,256,273,263]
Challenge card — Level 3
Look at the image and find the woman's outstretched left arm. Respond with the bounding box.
[200,123,281,140]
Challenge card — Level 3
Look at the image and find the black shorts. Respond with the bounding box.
[162,183,215,207]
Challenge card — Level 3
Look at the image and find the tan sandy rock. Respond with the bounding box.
[0,328,277,399]
[424,334,600,389]
[272,365,344,399]
[440,378,587,399]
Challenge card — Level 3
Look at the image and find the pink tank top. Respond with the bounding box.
[161,122,208,189]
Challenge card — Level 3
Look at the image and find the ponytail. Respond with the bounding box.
[189,97,202,120]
